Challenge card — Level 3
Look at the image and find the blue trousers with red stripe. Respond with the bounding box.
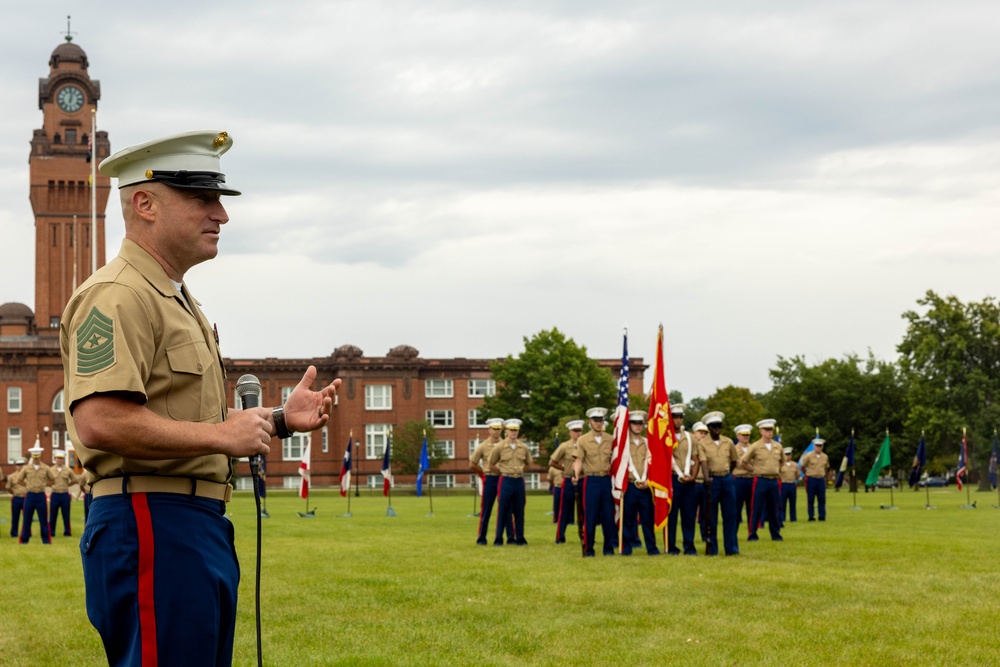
[10,495,25,537]
[49,491,72,536]
[806,477,826,520]
[477,475,513,543]
[581,476,616,556]
[555,478,576,542]
[81,493,239,667]
[494,476,526,545]
[779,482,797,524]
[749,477,782,540]
[20,491,50,544]
[733,476,753,525]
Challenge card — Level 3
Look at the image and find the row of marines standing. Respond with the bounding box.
[470,404,831,555]
[3,446,91,544]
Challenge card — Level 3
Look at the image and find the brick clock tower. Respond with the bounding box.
[29,34,111,334]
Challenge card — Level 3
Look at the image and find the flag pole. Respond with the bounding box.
[922,430,934,510]
[850,428,860,510]
[345,430,353,517]
[882,428,899,510]
[90,108,98,276]
[960,427,975,509]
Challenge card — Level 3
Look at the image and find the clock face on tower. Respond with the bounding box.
[57,85,85,112]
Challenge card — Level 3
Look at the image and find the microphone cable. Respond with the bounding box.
[250,455,263,667]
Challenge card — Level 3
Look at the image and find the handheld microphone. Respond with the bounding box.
[236,374,263,474]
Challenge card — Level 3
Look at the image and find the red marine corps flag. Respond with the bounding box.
[646,324,676,530]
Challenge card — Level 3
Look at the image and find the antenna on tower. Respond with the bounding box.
[64,15,77,43]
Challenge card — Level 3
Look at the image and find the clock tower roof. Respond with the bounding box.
[49,40,89,73]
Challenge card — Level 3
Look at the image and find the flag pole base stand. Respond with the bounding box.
[386,507,398,517]
[545,511,554,516]
[297,510,317,518]
[426,512,434,517]
[879,505,899,510]
[259,509,270,519]
[340,512,353,518]
[849,506,862,510]
[960,502,977,509]
[924,504,936,510]
[467,512,480,517]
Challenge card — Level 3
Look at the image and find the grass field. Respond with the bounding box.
[1,485,998,666]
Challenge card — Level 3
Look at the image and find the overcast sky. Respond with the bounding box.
[1,1,998,401]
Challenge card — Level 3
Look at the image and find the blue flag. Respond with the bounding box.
[835,433,855,490]
[416,435,430,497]
[908,434,926,488]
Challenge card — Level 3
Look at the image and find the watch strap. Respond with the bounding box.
[273,406,292,440]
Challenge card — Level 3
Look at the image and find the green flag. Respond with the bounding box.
[865,434,892,486]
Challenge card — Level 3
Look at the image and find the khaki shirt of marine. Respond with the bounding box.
[628,436,648,482]
[549,440,576,477]
[488,440,534,476]
[741,439,783,477]
[673,431,697,478]
[15,463,56,493]
[7,471,27,497]
[470,439,501,474]
[732,442,753,478]
[697,436,737,477]
[779,461,799,484]
[50,465,79,493]
[549,466,564,487]
[801,451,830,478]
[60,239,230,485]
[574,430,613,476]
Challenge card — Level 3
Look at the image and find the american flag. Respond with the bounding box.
[956,431,968,491]
[298,442,311,499]
[610,330,632,526]
[338,437,352,497]
[381,433,394,497]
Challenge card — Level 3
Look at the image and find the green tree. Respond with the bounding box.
[705,385,764,435]
[898,290,1000,481]
[763,352,906,469]
[391,420,442,476]
[479,328,618,450]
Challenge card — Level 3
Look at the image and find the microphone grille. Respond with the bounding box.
[236,373,262,397]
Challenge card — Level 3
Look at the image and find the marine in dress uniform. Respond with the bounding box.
[7,458,27,538]
[620,411,660,555]
[548,465,563,522]
[61,131,339,667]
[667,404,699,555]
[488,419,533,546]
[470,417,513,544]
[698,412,739,556]
[48,449,78,537]
[573,407,617,557]
[732,424,754,526]
[13,445,56,544]
[801,438,831,521]
[692,421,709,543]
[549,420,583,543]
[778,447,799,525]
[740,419,784,542]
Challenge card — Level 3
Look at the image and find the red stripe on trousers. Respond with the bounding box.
[748,477,758,538]
[581,478,589,551]
[555,481,566,540]
[494,477,504,538]
[132,493,159,667]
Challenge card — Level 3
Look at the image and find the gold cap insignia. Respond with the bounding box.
[213,131,229,148]
[145,169,154,179]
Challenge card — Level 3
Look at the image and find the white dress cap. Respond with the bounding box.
[485,417,505,428]
[100,130,240,195]
[692,421,708,433]
[629,411,646,423]
[503,418,522,430]
[565,420,585,430]
[734,424,752,435]
[585,407,608,420]
[756,418,777,430]
[701,411,725,426]
[670,403,685,415]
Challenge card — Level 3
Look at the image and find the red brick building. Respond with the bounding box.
[1,38,645,492]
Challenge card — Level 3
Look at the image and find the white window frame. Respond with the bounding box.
[526,473,541,490]
[435,440,455,460]
[322,425,329,454]
[468,379,495,397]
[366,424,390,459]
[282,432,309,461]
[425,409,454,429]
[52,390,65,413]
[367,475,382,489]
[234,477,255,491]
[7,427,21,464]
[429,474,455,488]
[282,386,294,403]
[51,430,60,449]
[525,440,540,457]
[8,387,21,413]
[468,439,480,458]
[424,379,453,398]
[365,384,392,410]
[468,409,488,428]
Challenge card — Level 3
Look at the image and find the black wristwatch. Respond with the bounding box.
[272,406,292,440]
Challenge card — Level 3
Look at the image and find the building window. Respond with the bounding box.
[366,424,390,459]
[234,477,255,491]
[365,385,392,410]
[429,474,455,488]
[425,379,453,398]
[66,129,78,144]
[322,426,329,454]
[525,441,540,457]
[50,316,60,328]
[468,379,495,397]
[7,428,22,464]
[526,473,541,490]
[468,439,480,457]
[435,440,455,460]
[425,410,454,429]
[8,387,22,413]
[282,433,309,461]
[367,475,382,489]
[468,409,488,428]
[282,386,293,403]
[283,476,301,490]
[51,430,60,449]
[52,390,64,413]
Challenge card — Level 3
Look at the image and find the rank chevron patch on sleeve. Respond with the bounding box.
[76,306,115,374]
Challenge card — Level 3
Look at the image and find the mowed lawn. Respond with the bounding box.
[1,485,998,666]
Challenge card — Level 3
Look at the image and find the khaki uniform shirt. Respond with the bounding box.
[488,439,533,475]
[573,430,613,475]
[801,451,830,478]
[672,430,698,479]
[549,466,563,487]
[549,440,577,478]
[7,471,27,498]
[60,240,230,485]
[741,439,783,477]
[779,460,800,484]
[628,435,648,483]
[14,463,56,493]
[470,439,502,474]
[698,436,737,477]
[732,442,753,478]
[50,465,78,493]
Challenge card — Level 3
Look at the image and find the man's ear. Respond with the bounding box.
[131,188,158,223]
